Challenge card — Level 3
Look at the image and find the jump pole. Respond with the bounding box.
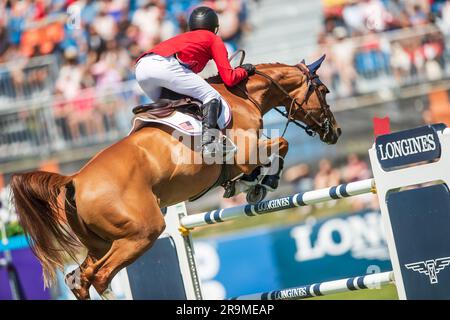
[231,271,394,300]
[180,178,375,229]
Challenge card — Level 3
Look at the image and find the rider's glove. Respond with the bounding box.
[239,64,256,76]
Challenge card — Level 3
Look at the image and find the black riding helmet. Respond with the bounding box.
[188,6,219,34]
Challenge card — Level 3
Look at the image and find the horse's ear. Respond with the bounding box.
[307,54,326,73]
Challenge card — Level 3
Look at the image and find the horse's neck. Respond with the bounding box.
[246,65,305,115]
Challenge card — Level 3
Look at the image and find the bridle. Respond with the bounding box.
[236,62,334,139]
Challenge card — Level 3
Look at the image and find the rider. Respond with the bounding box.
[135,6,256,157]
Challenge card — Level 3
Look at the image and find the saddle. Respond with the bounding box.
[130,88,236,202]
[132,88,203,121]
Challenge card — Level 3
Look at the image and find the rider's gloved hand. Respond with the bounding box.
[239,64,256,76]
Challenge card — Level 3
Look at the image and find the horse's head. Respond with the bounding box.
[286,55,341,144]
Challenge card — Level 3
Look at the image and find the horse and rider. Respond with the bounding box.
[10,7,341,299]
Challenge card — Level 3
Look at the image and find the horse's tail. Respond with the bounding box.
[10,171,81,286]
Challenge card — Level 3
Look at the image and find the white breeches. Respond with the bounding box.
[135,54,222,104]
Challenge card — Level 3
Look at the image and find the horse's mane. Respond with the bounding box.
[205,62,287,84]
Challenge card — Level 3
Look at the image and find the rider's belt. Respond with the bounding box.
[174,54,191,69]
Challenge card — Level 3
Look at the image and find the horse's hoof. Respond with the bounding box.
[261,174,280,191]
[100,287,117,300]
[246,185,267,204]
[70,287,91,300]
[223,181,236,198]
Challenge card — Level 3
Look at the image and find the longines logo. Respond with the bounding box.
[377,134,436,160]
[404,257,450,284]
[256,197,290,212]
[375,125,442,169]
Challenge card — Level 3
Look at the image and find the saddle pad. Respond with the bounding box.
[128,98,231,136]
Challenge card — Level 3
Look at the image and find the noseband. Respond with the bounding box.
[239,64,333,138]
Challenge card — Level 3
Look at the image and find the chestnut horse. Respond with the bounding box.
[10,56,341,299]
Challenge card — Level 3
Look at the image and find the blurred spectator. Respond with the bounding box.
[54,47,84,141]
[320,0,450,97]
[201,0,244,50]
[284,163,314,194]
[55,47,83,100]
[91,40,129,89]
[314,158,341,190]
[131,0,163,50]
[314,158,340,209]
[315,32,339,93]
[424,88,450,126]
[342,0,365,34]
[330,26,356,96]
[390,41,411,81]
[0,24,8,58]
[284,163,314,215]
[363,0,392,32]
[341,153,374,211]
[93,2,118,41]
[341,153,371,183]
[409,4,429,26]
[69,85,104,142]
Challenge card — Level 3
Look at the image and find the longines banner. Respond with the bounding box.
[194,210,393,299]
[375,124,446,170]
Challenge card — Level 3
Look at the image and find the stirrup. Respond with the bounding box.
[202,140,223,158]
[202,135,237,162]
[221,135,237,161]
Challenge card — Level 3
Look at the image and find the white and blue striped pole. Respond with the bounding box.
[231,271,394,300]
[180,178,375,229]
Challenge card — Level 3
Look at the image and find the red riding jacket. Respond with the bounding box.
[136,29,248,87]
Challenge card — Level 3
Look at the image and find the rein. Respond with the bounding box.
[228,50,332,139]
[254,68,318,137]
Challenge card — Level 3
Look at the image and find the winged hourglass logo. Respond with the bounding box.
[404,257,450,284]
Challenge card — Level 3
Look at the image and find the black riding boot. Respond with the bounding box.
[201,98,221,157]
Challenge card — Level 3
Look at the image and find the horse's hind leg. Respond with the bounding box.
[89,237,155,297]
[88,196,165,297]
[65,254,98,300]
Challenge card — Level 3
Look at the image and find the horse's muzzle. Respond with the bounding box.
[322,127,341,145]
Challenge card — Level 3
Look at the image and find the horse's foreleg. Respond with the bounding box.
[259,137,289,190]
[236,136,288,176]
[232,132,288,173]
[228,137,289,197]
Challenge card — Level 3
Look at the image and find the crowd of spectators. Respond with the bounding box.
[317,0,450,97]
[0,0,251,142]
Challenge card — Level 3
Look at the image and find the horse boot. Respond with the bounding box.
[223,167,262,198]
[201,98,222,158]
[261,156,285,191]
[240,166,262,184]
